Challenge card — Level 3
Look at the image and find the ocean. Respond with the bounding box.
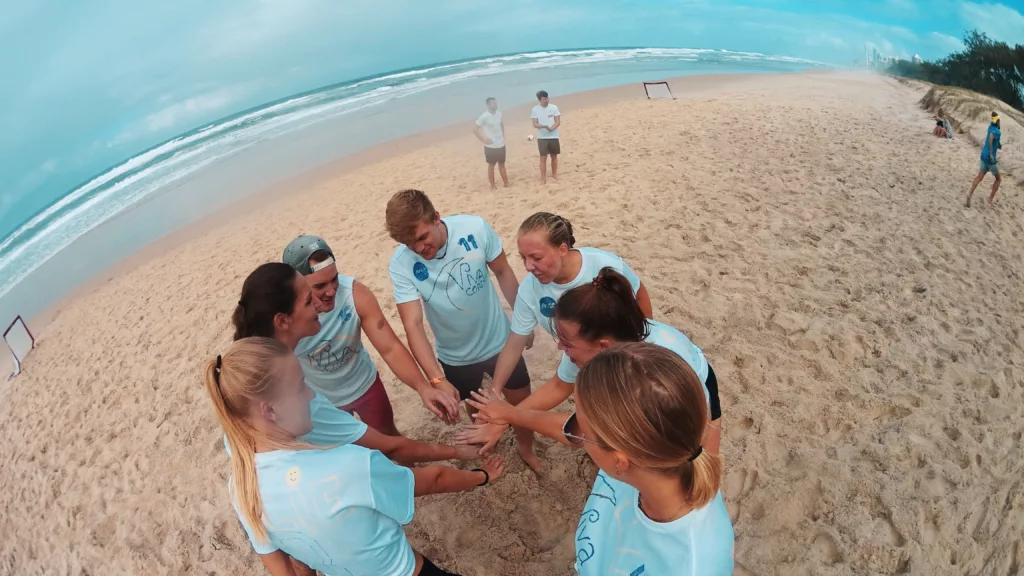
[0,48,828,326]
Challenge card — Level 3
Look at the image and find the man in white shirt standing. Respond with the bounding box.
[530,90,561,184]
[474,97,509,190]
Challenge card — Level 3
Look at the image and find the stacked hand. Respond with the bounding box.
[466,389,515,425]
[478,454,507,484]
[418,380,461,424]
[454,422,509,456]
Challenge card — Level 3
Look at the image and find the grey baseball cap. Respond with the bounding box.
[282,234,335,275]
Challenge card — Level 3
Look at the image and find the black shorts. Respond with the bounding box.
[537,138,560,156]
[484,146,506,165]
[706,363,722,421]
[440,353,531,400]
[421,557,460,576]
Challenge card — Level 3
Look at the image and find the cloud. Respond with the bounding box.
[957,2,1024,44]
[143,90,237,132]
[929,31,966,53]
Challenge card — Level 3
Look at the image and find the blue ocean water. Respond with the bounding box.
[0,47,828,324]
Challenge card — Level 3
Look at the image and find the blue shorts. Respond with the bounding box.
[980,159,1000,176]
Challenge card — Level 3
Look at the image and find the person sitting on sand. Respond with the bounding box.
[204,337,505,576]
[234,262,477,463]
[281,235,461,434]
[966,112,1003,208]
[473,98,509,190]
[567,343,734,574]
[531,90,561,184]
[460,267,721,454]
[385,190,534,421]
[455,212,652,471]
[932,119,948,139]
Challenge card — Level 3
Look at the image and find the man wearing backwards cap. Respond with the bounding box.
[284,234,461,435]
[966,112,1003,208]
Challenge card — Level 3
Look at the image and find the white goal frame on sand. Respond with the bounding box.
[4,316,35,378]
[643,81,675,100]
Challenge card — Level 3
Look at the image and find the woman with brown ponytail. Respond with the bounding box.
[569,342,734,574]
[455,212,652,470]
[204,337,505,576]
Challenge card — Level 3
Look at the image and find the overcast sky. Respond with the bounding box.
[2,0,1022,237]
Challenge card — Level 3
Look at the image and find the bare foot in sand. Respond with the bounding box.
[517,444,543,475]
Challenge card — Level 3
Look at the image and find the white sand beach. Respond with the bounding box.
[1,71,1021,575]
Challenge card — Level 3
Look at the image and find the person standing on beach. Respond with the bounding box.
[473,97,509,190]
[385,190,535,450]
[531,90,561,183]
[282,235,462,434]
[203,337,505,576]
[966,112,1003,207]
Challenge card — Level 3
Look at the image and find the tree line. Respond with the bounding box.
[887,30,1024,111]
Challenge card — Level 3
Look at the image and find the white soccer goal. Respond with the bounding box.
[4,316,35,378]
[643,81,675,100]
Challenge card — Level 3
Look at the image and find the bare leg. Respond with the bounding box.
[988,175,1002,205]
[498,162,509,187]
[550,155,559,181]
[539,155,548,184]
[487,163,496,190]
[966,172,986,207]
[502,386,542,474]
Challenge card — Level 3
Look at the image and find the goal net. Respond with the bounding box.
[643,81,675,100]
[4,316,34,378]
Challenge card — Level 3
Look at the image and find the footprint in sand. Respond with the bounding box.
[724,468,759,500]
[812,531,842,565]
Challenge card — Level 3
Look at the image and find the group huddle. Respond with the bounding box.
[204,190,736,575]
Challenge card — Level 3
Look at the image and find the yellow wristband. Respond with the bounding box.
[430,376,447,386]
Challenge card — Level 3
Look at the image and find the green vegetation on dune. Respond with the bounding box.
[888,30,1024,112]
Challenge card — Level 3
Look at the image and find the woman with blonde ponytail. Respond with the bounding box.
[204,337,505,576]
[568,342,734,575]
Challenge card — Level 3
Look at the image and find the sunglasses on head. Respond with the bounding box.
[562,412,606,448]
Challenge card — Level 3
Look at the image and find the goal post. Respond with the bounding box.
[643,81,675,100]
[4,316,35,378]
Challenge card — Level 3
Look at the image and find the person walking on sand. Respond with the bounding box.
[203,337,505,576]
[531,90,561,183]
[281,236,463,434]
[461,267,722,456]
[966,112,1003,207]
[386,190,534,424]
[473,97,509,190]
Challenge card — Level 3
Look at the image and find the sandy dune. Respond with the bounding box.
[0,71,1021,575]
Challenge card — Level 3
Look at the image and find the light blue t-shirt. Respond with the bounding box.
[575,472,734,576]
[511,247,641,337]
[557,320,710,404]
[302,390,369,446]
[223,391,368,456]
[235,445,416,576]
[295,275,378,407]
[981,124,1001,162]
[389,215,511,366]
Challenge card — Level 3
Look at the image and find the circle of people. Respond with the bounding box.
[207,101,735,576]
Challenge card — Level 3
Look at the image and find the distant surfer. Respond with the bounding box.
[473,97,509,190]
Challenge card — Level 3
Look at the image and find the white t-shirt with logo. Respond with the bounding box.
[575,472,735,576]
[295,275,378,407]
[531,103,561,139]
[476,110,505,148]
[235,444,417,576]
[389,215,511,366]
[510,247,640,337]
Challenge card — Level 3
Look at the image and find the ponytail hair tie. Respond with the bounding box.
[593,277,601,287]
[237,300,245,309]
[214,354,223,386]
[216,355,223,371]
[688,446,703,462]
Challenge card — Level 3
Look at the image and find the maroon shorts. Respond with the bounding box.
[336,373,397,434]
